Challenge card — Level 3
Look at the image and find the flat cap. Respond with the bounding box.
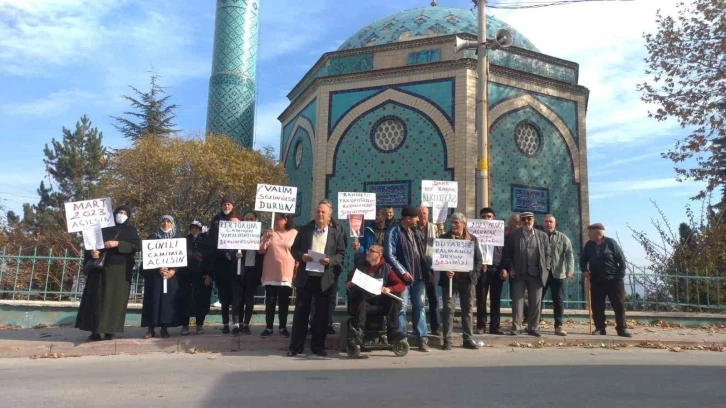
[519,212,534,218]
[588,223,605,231]
[401,206,420,218]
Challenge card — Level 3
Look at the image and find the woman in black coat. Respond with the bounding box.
[179,220,212,335]
[141,215,183,339]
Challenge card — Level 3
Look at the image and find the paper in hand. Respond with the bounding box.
[351,269,383,295]
[82,224,104,251]
[433,201,449,224]
[481,244,494,266]
[305,250,326,272]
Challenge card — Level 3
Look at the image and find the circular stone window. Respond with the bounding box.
[294,141,303,169]
[514,122,542,157]
[371,117,406,153]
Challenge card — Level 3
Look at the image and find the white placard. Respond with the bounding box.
[305,250,326,272]
[82,224,104,250]
[217,221,262,250]
[254,184,298,214]
[338,192,377,220]
[64,198,115,233]
[421,180,458,207]
[433,201,449,224]
[432,239,474,272]
[351,269,383,295]
[142,238,188,270]
[466,220,505,246]
[481,244,494,266]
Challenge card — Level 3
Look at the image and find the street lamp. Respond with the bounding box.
[455,0,513,215]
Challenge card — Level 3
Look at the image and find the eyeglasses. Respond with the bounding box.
[367,249,382,254]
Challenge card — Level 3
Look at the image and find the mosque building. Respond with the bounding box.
[277,5,590,248]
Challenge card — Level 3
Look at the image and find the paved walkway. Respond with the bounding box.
[1,320,724,358]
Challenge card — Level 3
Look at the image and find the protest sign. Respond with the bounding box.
[421,180,458,207]
[217,221,261,250]
[142,238,188,270]
[432,201,449,224]
[64,198,114,233]
[305,250,326,272]
[466,220,505,246]
[337,192,376,220]
[254,184,297,214]
[351,269,383,295]
[82,224,104,251]
[348,214,364,238]
[431,239,475,272]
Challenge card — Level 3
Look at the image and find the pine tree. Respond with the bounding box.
[112,74,179,141]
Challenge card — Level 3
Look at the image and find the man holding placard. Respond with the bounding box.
[205,195,238,334]
[472,207,507,335]
[435,213,483,350]
[287,200,346,357]
[417,205,442,336]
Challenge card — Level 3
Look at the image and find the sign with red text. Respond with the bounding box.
[337,192,376,220]
[64,198,115,233]
[217,221,262,250]
[431,239,474,272]
[421,180,458,208]
[142,238,187,269]
[466,220,505,246]
[254,184,298,214]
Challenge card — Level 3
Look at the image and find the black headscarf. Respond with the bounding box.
[102,205,141,246]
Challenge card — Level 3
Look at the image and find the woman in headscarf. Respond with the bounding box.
[76,205,141,341]
[181,220,211,335]
[141,215,182,339]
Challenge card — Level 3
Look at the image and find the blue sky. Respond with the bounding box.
[0,0,706,266]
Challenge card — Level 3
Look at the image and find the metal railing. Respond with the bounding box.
[1,246,724,312]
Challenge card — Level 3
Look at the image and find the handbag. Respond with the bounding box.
[83,229,123,274]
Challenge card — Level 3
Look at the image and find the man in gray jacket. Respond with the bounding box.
[541,214,574,336]
[502,212,551,337]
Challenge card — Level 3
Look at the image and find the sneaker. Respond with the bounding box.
[261,328,274,338]
[441,342,452,351]
[196,326,205,335]
[554,327,567,336]
[418,341,431,352]
[212,301,222,308]
[592,328,607,335]
[463,340,480,350]
[222,325,230,334]
[279,327,290,338]
[326,326,336,335]
[181,326,189,336]
[242,325,251,335]
[232,326,241,336]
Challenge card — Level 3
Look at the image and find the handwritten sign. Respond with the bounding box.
[421,180,458,207]
[432,239,474,272]
[82,224,104,250]
[64,198,114,233]
[338,192,377,220]
[217,221,261,250]
[466,220,505,246]
[433,201,448,224]
[254,184,298,214]
[351,269,383,295]
[142,238,188,270]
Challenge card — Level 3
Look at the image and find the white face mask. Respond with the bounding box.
[222,210,231,215]
[115,214,128,225]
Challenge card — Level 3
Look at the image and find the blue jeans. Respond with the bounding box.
[399,280,428,343]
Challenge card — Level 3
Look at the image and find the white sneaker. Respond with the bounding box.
[212,301,221,307]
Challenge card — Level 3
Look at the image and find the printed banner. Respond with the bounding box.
[142,238,188,270]
[348,214,364,238]
[254,184,298,214]
[217,221,262,250]
[466,220,505,246]
[432,239,475,272]
[64,198,114,233]
[338,192,377,220]
[421,180,458,207]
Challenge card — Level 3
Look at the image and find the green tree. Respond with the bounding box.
[637,0,726,201]
[112,74,179,141]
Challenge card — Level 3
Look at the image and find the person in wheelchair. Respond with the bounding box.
[345,244,407,356]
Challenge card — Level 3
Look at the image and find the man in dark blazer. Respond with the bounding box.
[502,212,551,337]
[287,200,346,357]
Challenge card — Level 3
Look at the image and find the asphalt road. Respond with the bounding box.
[0,348,724,408]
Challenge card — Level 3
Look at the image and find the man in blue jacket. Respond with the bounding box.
[384,206,431,352]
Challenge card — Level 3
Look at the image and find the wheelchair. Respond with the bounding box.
[339,302,410,358]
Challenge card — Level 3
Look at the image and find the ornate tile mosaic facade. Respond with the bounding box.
[282,98,317,153]
[206,0,259,148]
[328,53,374,76]
[407,48,441,65]
[488,51,577,84]
[363,181,412,207]
[284,127,313,227]
[337,7,539,53]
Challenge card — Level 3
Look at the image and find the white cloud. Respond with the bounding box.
[258,0,333,61]
[589,178,704,200]
[1,88,97,116]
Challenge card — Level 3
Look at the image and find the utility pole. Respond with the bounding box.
[474,0,489,213]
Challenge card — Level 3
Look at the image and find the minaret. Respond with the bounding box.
[206,0,260,148]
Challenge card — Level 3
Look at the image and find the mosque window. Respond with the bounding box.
[514,122,542,157]
[294,141,303,169]
[372,117,406,152]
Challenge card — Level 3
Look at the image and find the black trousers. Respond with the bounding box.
[289,276,330,353]
[542,276,565,328]
[348,286,402,335]
[425,281,439,331]
[590,278,627,331]
[476,270,504,331]
[231,278,258,325]
[216,276,233,325]
[264,285,292,329]
[180,279,212,327]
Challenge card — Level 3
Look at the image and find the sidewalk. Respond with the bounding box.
[1,320,724,358]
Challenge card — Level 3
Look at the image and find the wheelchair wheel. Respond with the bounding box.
[392,340,409,357]
[339,320,349,352]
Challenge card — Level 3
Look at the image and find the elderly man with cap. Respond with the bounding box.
[384,206,431,352]
[502,212,551,336]
[580,223,632,337]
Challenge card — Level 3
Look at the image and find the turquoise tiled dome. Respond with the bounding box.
[337,7,539,53]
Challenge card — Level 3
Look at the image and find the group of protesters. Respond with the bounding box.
[75,195,631,357]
